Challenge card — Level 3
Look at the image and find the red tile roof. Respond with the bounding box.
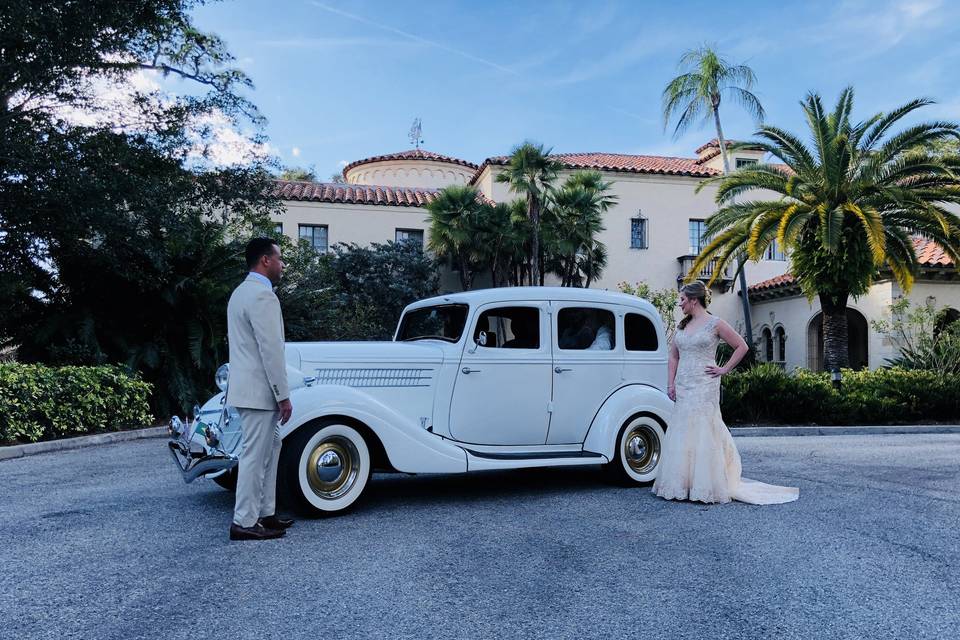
[914,235,954,266]
[748,238,955,296]
[472,152,720,183]
[273,180,438,207]
[342,149,479,176]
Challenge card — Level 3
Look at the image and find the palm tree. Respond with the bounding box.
[544,171,616,286]
[692,87,960,370]
[425,184,487,290]
[496,142,563,285]
[662,44,765,346]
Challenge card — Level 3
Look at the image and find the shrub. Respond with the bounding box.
[0,364,153,444]
[721,365,960,425]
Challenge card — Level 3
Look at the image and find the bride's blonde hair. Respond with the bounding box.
[678,281,710,330]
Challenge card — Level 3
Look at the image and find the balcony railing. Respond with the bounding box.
[677,254,734,291]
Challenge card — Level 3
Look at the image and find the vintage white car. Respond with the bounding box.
[168,287,672,515]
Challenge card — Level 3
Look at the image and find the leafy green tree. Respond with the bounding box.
[277,241,440,341]
[694,88,960,370]
[280,166,318,181]
[0,1,278,416]
[495,142,563,285]
[662,44,765,346]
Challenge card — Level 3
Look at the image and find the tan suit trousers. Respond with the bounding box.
[233,408,282,528]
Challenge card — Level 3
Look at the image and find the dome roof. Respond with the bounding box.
[342,149,478,176]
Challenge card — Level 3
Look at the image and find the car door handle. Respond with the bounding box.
[462,367,481,374]
[554,367,572,373]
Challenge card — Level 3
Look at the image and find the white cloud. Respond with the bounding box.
[14,62,276,168]
[547,32,679,86]
[292,147,301,157]
[338,159,348,167]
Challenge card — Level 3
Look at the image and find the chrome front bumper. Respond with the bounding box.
[167,405,241,484]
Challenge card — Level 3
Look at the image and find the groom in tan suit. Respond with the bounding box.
[226,238,295,541]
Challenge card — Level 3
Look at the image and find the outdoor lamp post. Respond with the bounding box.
[831,368,842,391]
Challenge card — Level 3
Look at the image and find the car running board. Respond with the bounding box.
[464,448,605,461]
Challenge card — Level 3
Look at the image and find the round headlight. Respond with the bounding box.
[215,363,230,391]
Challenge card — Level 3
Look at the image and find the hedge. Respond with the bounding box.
[722,364,960,425]
[0,364,153,444]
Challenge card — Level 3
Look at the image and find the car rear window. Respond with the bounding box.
[625,313,658,351]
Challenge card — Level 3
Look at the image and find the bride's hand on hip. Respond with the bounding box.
[705,365,726,378]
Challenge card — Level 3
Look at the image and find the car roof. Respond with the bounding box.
[406,286,662,314]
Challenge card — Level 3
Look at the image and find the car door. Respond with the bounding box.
[547,302,624,444]
[448,303,552,445]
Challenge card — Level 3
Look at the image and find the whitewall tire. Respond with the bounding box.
[281,420,372,516]
[604,414,665,485]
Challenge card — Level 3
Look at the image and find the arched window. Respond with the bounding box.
[762,327,773,362]
[775,326,786,363]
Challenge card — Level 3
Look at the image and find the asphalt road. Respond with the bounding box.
[1,433,958,640]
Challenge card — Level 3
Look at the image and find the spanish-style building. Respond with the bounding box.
[269,142,959,372]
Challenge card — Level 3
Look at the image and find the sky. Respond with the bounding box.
[189,0,960,180]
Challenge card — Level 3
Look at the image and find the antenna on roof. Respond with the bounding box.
[408,117,423,149]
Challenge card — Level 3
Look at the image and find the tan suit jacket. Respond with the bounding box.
[226,274,289,410]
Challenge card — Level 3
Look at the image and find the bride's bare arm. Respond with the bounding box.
[667,338,679,400]
[707,319,749,376]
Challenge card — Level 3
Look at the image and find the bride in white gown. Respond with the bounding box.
[652,282,799,505]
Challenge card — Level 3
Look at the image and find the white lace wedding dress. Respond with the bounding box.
[652,315,799,505]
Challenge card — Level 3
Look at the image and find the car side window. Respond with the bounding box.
[473,306,540,349]
[625,313,658,351]
[557,307,615,350]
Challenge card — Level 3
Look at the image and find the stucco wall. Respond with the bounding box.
[345,160,474,188]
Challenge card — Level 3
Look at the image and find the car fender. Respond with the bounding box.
[582,384,673,459]
[279,385,467,474]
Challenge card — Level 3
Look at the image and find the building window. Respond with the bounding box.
[630,217,648,249]
[765,239,786,261]
[299,224,328,252]
[762,327,774,362]
[775,326,786,363]
[689,219,707,254]
[273,222,283,235]
[736,158,758,168]
[396,228,424,250]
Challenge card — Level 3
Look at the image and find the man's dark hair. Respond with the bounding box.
[245,237,279,269]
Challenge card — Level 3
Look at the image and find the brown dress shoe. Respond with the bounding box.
[259,515,294,530]
[230,522,285,541]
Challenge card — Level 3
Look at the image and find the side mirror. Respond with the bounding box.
[478,331,488,347]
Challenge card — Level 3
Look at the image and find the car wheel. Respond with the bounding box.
[280,419,372,516]
[604,414,665,486]
[212,467,238,492]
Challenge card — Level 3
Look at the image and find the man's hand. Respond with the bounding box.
[278,398,293,425]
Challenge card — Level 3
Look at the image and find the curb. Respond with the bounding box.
[2,424,959,461]
[730,425,960,437]
[0,426,168,462]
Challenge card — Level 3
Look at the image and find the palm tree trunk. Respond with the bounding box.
[713,105,755,351]
[529,195,541,286]
[819,292,850,371]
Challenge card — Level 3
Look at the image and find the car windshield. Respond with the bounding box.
[396,304,469,343]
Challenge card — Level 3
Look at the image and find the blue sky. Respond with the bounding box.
[192,0,960,180]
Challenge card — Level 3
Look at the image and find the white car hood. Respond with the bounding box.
[288,341,445,368]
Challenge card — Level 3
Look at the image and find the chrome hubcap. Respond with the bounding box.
[623,424,660,475]
[305,436,360,500]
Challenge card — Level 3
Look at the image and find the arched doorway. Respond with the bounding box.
[806,308,869,371]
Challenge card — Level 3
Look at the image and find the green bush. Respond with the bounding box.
[721,364,960,425]
[0,364,153,444]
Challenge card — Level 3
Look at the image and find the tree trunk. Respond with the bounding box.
[820,292,850,371]
[529,194,541,286]
[458,255,470,291]
[713,104,755,350]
